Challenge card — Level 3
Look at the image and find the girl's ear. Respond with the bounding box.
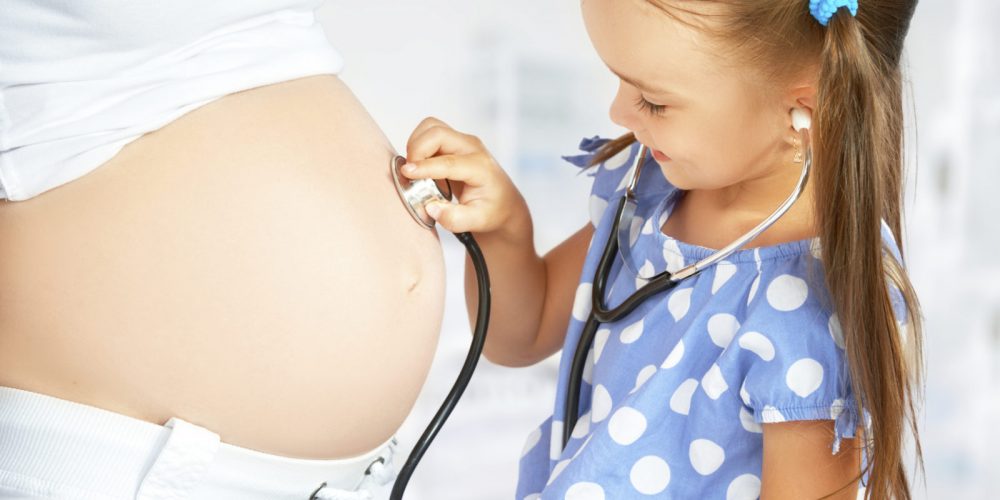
[795,95,816,114]
[785,85,817,131]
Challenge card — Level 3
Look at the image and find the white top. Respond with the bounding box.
[0,0,344,201]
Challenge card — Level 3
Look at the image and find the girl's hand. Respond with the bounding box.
[401,117,526,235]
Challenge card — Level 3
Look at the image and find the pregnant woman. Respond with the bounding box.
[0,2,445,499]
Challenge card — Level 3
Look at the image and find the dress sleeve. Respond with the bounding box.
[561,136,643,228]
[724,258,862,455]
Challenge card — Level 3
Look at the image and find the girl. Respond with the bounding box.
[401,0,923,498]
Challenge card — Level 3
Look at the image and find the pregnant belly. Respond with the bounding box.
[0,74,446,459]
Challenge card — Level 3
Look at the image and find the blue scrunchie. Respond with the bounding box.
[809,0,859,26]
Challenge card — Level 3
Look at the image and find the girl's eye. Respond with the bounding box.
[634,95,668,116]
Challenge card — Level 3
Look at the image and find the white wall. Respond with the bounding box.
[317,1,1000,498]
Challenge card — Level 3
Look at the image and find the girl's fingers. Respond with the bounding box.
[407,116,452,144]
[401,153,490,186]
[406,122,483,162]
[424,200,485,234]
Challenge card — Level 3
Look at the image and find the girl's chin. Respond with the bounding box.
[655,161,691,190]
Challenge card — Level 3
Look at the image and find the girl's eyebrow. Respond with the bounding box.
[606,64,676,96]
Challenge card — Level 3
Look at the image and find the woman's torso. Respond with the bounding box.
[0,74,446,459]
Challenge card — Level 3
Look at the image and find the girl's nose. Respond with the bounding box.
[609,82,641,131]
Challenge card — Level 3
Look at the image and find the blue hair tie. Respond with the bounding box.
[809,0,859,26]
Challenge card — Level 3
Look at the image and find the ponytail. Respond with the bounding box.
[814,7,923,499]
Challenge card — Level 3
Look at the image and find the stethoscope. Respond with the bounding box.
[387,154,491,499]
[561,108,814,449]
[384,108,812,496]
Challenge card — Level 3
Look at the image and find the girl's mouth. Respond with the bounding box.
[651,148,671,162]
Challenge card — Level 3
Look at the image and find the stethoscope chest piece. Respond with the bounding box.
[390,155,453,229]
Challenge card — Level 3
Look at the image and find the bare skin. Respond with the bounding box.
[0,74,446,460]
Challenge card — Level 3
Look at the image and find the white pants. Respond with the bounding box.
[0,386,398,500]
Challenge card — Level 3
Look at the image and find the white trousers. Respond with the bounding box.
[0,386,397,500]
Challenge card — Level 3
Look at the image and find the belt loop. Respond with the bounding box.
[135,417,220,500]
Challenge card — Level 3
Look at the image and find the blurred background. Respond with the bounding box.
[317,1,999,498]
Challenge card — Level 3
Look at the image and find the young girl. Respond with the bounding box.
[401,0,923,498]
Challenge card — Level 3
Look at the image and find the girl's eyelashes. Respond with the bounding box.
[633,95,668,116]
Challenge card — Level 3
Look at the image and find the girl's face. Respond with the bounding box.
[582,0,802,193]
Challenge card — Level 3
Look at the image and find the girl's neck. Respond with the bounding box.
[661,167,817,250]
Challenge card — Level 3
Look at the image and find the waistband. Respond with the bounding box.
[0,385,397,500]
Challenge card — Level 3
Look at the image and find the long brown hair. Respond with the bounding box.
[592,1,925,498]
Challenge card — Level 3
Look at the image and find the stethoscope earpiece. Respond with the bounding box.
[791,107,812,132]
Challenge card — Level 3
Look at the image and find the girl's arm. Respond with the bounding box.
[464,222,594,367]
[761,421,862,499]
[402,117,593,367]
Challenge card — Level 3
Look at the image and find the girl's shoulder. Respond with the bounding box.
[562,136,670,228]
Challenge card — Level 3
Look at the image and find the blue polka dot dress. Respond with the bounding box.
[514,137,911,499]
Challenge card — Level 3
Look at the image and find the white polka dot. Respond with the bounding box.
[740,380,751,407]
[589,196,608,227]
[739,406,762,433]
[605,148,632,170]
[766,274,809,312]
[572,283,593,321]
[521,427,541,458]
[712,261,737,294]
[762,405,786,422]
[726,474,762,500]
[565,481,605,500]
[608,407,647,445]
[747,276,760,305]
[667,288,693,321]
[547,458,572,485]
[629,215,643,247]
[524,495,541,500]
[737,332,775,361]
[582,345,594,385]
[707,313,740,348]
[689,439,725,475]
[571,411,591,439]
[620,319,644,344]
[549,421,564,460]
[631,365,657,393]
[661,340,684,369]
[828,313,845,349]
[593,328,611,363]
[701,363,729,400]
[630,455,671,494]
[831,399,845,420]
[641,217,655,235]
[786,358,824,397]
[636,260,655,288]
[591,385,612,423]
[856,486,867,500]
[663,239,685,273]
[670,379,699,415]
